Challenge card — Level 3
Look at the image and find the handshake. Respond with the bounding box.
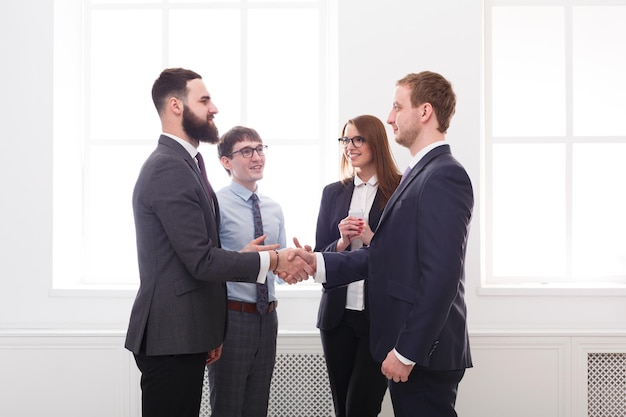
[242,236,317,285]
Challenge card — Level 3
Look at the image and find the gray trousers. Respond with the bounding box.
[208,308,278,417]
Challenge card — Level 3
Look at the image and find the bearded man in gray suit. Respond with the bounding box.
[125,68,309,417]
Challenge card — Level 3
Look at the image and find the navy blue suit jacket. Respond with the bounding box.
[322,145,473,370]
[314,180,383,330]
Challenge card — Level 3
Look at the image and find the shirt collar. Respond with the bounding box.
[229,180,259,202]
[408,140,446,169]
[354,173,378,187]
[162,132,198,158]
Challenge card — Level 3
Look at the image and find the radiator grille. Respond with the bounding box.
[588,352,626,417]
[200,353,334,417]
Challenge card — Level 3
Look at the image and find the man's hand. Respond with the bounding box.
[274,247,317,284]
[381,350,414,383]
[239,234,280,252]
[274,247,314,284]
[206,344,223,365]
[293,237,312,252]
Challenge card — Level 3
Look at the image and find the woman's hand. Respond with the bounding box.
[336,215,364,252]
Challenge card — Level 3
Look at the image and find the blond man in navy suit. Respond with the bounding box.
[292,71,473,417]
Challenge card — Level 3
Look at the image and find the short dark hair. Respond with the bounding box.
[217,126,263,175]
[151,68,202,115]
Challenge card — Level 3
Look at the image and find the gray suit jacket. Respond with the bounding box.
[125,135,260,356]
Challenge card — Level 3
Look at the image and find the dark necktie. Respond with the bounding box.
[251,193,269,315]
[195,152,219,224]
[400,165,412,184]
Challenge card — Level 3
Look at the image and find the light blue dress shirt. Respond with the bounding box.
[216,181,286,303]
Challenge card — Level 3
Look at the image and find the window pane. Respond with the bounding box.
[54,1,329,288]
[491,7,565,137]
[92,0,158,3]
[261,145,320,248]
[83,145,152,284]
[247,9,319,140]
[572,144,626,279]
[249,0,314,2]
[169,10,243,132]
[573,6,626,136]
[90,10,163,141]
[492,144,566,278]
[169,0,239,3]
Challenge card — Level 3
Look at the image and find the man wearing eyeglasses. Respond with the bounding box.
[208,126,285,416]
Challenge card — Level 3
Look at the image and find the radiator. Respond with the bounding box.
[588,352,626,417]
[200,353,334,417]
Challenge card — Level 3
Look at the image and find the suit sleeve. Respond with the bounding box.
[321,248,369,289]
[148,153,259,282]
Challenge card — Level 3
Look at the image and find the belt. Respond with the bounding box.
[227,300,277,315]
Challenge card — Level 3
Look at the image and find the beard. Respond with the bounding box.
[395,124,419,149]
[182,107,219,144]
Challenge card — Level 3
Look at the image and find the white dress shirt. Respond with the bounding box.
[345,174,378,311]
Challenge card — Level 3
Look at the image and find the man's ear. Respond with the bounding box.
[421,103,433,121]
[220,155,232,170]
[169,97,184,116]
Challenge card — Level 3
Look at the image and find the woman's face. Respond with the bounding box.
[343,123,374,171]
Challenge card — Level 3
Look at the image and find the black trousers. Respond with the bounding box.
[134,351,207,417]
[389,367,465,417]
[320,309,388,417]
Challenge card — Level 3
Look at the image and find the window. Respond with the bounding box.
[484,0,626,286]
[53,0,336,289]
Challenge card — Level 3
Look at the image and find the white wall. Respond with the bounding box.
[1,1,626,416]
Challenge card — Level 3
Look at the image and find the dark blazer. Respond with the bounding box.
[125,135,260,356]
[314,180,383,330]
[322,145,474,371]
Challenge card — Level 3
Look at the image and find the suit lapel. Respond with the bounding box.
[377,144,451,230]
[158,135,221,237]
[338,182,355,215]
[369,190,384,232]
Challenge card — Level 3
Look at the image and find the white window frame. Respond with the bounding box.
[483,0,626,294]
[52,0,337,296]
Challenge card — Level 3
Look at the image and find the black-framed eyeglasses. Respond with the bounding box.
[230,145,267,158]
[338,136,366,148]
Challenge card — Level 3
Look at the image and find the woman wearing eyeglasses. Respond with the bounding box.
[314,114,401,417]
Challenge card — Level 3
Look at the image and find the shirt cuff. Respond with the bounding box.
[257,252,269,283]
[313,252,327,283]
[393,349,416,366]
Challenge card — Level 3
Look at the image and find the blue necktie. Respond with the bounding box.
[251,193,269,315]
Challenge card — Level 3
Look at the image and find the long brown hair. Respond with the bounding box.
[339,114,401,208]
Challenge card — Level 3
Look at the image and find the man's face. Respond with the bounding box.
[387,84,422,149]
[182,78,219,144]
[221,139,265,188]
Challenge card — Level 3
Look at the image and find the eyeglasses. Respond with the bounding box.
[230,145,267,158]
[338,136,366,148]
